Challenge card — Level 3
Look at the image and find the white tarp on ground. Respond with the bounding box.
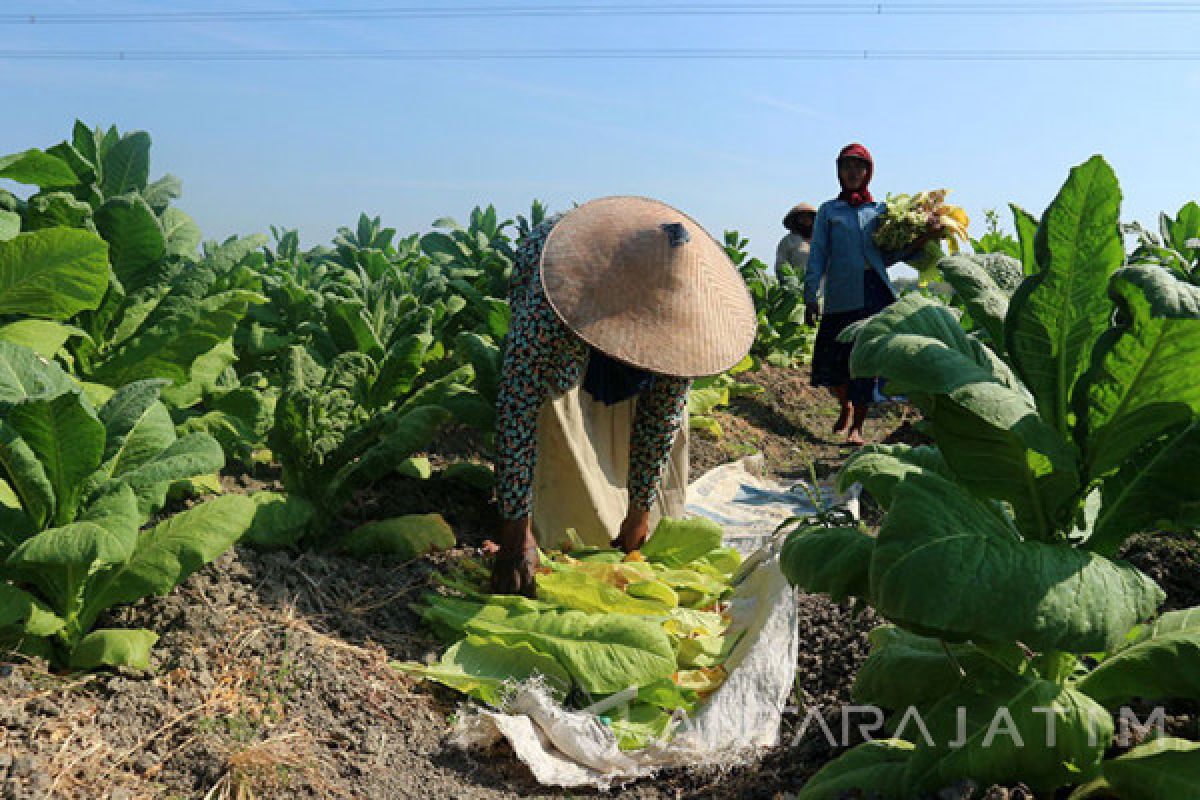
[452,456,860,789]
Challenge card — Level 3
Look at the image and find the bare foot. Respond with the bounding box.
[846,428,866,446]
[833,405,851,435]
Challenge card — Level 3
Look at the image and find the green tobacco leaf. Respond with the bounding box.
[161,338,238,409]
[77,483,140,540]
[369,332,431,409]
[851,625,1024,710]
[939,253,1020,350]
[0,320,87,358]
[399,366,492,430]
[453,331,501,402]
[1103,737,1200,800]
[626,579,679,610]
[69,628,158,670]
[872,471,1163,653]
[241,491,316,550]
[395,634,571,706]
[76,494,255,632]
[326,300,383,357]
[22,192,94,232]
[464,608,677,694]
[1010,204,1040,277]
[50,134,94,184]
[199,233,268,274]
[106,284,169,351]
[689,415,723,438]
[88,289,263,387]
[441,462,495,490]
[160,207,201,258]
[94,195,166,294]
[4,391,106,527]
[687,383,730,417]
[98,380,175,480]
[795,739,915,800]
[417,594,550,642]
[536,569,674,616]
[838,444,953,510]
[1081,266,1200,475]
[339,513,455,560]
[1077,607,1200,708]
[7,521,137,616]
[0,228,109,319]
[0,149,78,188]
[903,673,1112,792]
[781,524,872,604]
[99,131,151,196]
[328,406,451,506]
[928,389,1080,540]
[1088,420,1200,556]
[609,702,676,751]
[640,517,723,567]
[1077,267,1200,554]
[116,433,225,514]
[0,210,18,241]
[396,456,433,480]
[0,423,54,532]
[851,295,1080,539]
[142,173,183,213]
[0,341,79,403]
[1005,156,1124,435]
[0,582,64,637]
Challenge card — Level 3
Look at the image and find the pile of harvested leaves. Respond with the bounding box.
[397,517,744,750]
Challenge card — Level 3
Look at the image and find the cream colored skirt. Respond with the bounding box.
[530,386,688,549]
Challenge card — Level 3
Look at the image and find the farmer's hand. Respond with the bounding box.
[804,302,821,328]
[490,516,539,598]
[612,508,651,553]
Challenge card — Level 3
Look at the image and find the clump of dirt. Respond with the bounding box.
[1121,530,1200,612]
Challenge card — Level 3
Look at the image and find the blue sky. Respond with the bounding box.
[5,1,1200,272]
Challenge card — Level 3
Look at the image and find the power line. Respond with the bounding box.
[5,2,1200,24]
[3,48,1200,61]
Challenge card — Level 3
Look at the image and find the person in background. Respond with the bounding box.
[490,196,756,597]
[803,143,939,445]
[775,202,817,274]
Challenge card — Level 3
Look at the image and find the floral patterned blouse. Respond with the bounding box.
[495,216,691,521]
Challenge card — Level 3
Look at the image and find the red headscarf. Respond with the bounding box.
[836,142,874,206]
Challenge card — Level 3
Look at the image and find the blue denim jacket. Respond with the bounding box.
[803,199,901,313]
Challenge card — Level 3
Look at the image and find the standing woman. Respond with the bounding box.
[491,196,756,597]
[803,143,937,445]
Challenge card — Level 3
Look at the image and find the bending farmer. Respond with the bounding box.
[491,196,755,597]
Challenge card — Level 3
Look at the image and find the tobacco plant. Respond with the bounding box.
[0,342,254,669]
[784,157,1200,797]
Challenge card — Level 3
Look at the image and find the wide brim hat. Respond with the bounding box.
[539,196,756,378]
[783,202,817,228]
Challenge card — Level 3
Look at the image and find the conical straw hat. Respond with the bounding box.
[539,196,756,378]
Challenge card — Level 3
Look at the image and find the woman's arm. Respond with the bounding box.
[627,375,691,513]
[804,206,830,304]
[804,204,830,322]
[494,224,584,522]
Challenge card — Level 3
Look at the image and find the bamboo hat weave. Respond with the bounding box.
[539,196,756,378]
